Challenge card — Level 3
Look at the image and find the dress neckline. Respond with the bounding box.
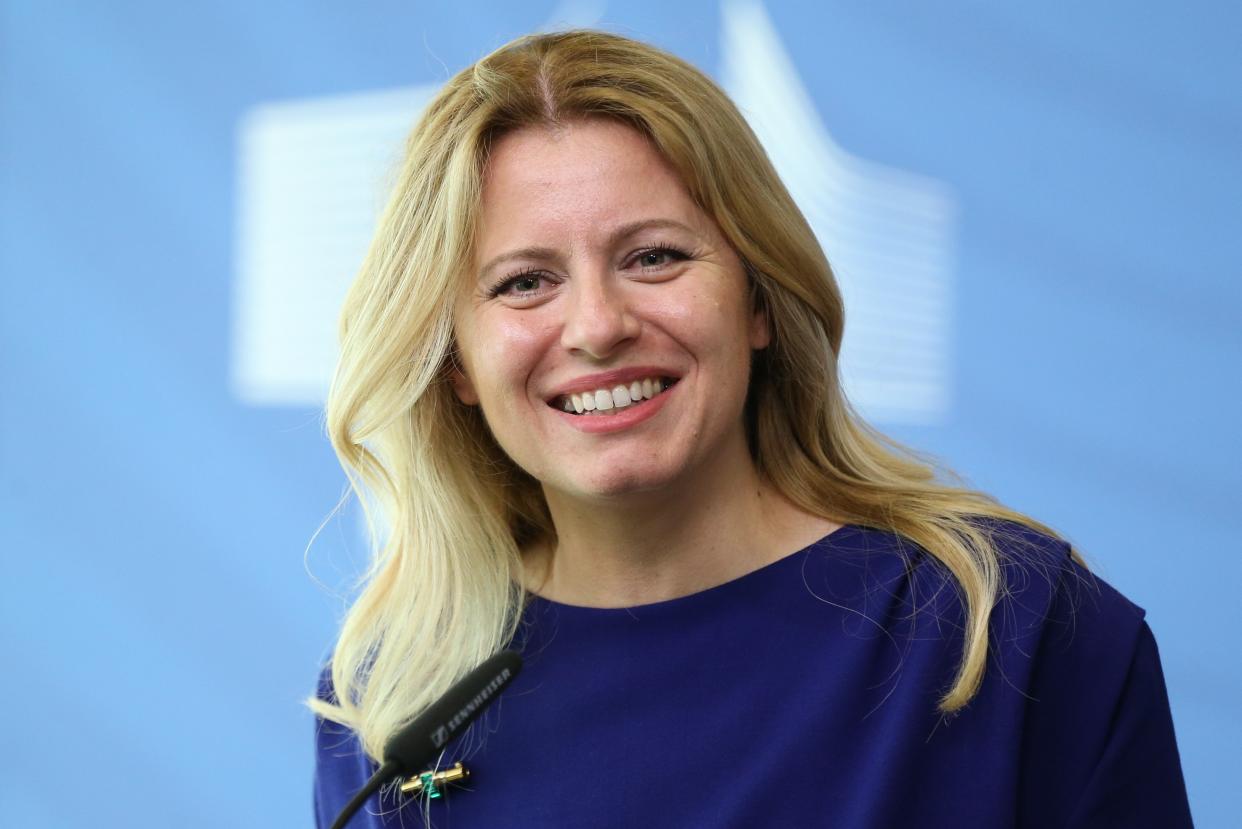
[524,523,867,618]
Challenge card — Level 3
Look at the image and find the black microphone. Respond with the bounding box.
[329,650,523,829]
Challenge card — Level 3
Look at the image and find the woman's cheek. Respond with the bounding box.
[474,313,559,402]
[496,309,559,347]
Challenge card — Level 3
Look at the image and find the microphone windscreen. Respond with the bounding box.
[382,650,523,774]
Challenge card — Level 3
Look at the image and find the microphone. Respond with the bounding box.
[383,649,523,773]
[329,650,523,829]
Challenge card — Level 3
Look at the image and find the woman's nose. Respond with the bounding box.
[559,274,641,359]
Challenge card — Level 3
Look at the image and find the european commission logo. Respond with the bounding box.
[232,0,956,424]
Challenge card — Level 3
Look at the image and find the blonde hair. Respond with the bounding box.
[311,29,1085,761]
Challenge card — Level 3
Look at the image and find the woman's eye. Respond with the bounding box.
[490,271,548,298]
[633,247,688,270]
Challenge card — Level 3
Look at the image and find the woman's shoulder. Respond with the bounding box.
[813,516,1152,701]
[314,664,335,704]
[838,515,1148,638]
[954,519,1192,825]
[971,516,1148,653]
[312,666,384,828]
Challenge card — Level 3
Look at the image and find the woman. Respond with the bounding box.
[312,30,1192,827]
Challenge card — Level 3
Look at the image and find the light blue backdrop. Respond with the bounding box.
[2,1,1238,826]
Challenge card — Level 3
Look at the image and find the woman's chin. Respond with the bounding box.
[548,466,681,504]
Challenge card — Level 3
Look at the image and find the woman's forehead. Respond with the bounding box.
[474,121,711,257]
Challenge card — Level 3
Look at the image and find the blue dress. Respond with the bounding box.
[314,522,1194,827]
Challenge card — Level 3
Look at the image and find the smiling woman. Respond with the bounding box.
[310,29,1192,829]
[450,120,771,519]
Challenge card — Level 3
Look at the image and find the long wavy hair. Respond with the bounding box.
[310,29,1084,762]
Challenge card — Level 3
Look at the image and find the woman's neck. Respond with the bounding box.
[525,445,840,608]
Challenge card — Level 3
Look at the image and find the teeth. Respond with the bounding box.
[554,376,673,416]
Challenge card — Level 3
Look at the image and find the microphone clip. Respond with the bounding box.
[399,762,471,799]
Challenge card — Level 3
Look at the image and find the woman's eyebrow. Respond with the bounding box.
[607,217,698,243]
[477,218,699,282]
[477,246,559,283]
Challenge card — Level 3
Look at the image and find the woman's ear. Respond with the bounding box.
[749,304,771,351]
[449,350,480,405]
[745,278,765,350]
[452,365,479,407]
[747,273,771,351]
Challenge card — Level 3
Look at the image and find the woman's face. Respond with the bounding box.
[451,119,768,502]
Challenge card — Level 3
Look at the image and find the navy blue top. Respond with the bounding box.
[314,522,1193,827]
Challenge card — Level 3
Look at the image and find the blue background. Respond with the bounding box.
[1,1,1238,825]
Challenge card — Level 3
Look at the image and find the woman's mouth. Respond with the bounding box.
[550,376,678,416]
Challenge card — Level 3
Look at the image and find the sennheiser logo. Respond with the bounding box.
[431,667,513,748]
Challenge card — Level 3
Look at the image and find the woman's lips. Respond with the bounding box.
[548,377,677,434]
[550,376,677,415]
